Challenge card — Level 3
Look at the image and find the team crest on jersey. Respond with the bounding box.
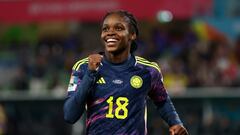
[130,75,143,89]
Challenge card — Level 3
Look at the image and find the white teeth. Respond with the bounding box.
[107,39,118,42]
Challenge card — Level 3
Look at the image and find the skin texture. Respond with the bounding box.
[88,54,103,71]
[88,13,136,70]
[169,124,188,135]
[101,13,136,63]
[88,12,188,135]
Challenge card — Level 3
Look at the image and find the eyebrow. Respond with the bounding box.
[102,22,126,27]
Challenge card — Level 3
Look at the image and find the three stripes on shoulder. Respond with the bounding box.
[135,56,161,72]
[72,57,89,71]
[72,56,161,73]
[72,57,106,84]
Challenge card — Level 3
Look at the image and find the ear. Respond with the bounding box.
[131,33,137,40]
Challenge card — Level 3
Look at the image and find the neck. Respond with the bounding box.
[105,50,130,64]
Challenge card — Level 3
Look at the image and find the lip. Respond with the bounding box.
[106,42,117,46]
[105,37,119,46]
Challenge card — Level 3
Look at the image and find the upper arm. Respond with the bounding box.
[67,58,88,97]
[148,67,168,104]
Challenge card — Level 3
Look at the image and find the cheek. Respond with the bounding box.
[100,33,106,44]
[123,35,132,44]
[100,33,104,39]
[121,32,131,41]
[120,37,131,48]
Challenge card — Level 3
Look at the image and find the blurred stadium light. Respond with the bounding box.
[156,10,173,23]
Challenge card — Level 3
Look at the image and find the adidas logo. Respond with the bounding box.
[96,77,106,84]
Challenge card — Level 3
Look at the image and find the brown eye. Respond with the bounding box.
[115,26,123,31]
[102,27,109,32]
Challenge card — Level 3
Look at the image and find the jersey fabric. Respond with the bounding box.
[64,55,182,135]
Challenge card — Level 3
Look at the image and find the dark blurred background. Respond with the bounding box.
[0,0,240,135]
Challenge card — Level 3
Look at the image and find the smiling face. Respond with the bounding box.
[101,13,136,55]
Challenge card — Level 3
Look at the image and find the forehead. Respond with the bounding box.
[102,13,129,26]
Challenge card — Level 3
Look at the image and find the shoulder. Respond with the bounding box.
[135,56,164,82]
[72,57,89,71]
[135,56,161,73]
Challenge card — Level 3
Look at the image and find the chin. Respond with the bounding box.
[106,48,118,53]
[105,45,118,52]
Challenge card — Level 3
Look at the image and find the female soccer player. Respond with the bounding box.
[64,10,188,135]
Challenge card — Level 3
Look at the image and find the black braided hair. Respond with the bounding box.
[102,10,139,53]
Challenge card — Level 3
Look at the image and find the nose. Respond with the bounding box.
[106,28,116,36]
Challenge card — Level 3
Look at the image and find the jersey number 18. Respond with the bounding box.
[106,96,129,119]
